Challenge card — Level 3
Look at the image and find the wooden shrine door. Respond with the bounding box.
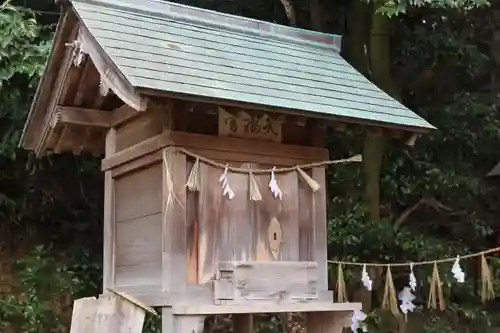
[187,160,327,287]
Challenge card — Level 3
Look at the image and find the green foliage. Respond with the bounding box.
[0,2,51,158]
[327,2,500,331]
[374,0,490,17]
[0,246,100,332]
[0,2,48,84]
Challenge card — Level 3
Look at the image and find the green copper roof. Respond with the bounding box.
[71,0,434,130]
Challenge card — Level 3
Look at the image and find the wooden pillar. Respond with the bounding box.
[103,127,116,291]
[234,314,254,333]
[312,167,328,290]
[306,312,349,333]
[162,308,205,333]
[307,120,328,290]
[162,147,188,292]
[162,308,174,333]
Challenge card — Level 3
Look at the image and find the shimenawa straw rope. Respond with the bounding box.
[327,246,500,267]
[175,147,362,173]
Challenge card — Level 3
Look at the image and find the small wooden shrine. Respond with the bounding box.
[20,0,434,332]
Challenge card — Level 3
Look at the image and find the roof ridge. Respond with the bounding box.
[71,0,342,52]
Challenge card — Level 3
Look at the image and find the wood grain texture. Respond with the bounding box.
[233,314,253,333]
[173,301,361,315]
[312,167,328,289]
[254,171,299,261]
[299,170,313,262]
[76,24,146,111]
[111,150,162,178]
[162,148,188,291]
[70,297,98,333]
[174,315,206,333]
[20,9,76,150]
[115,262,161,287]
[197,162,255,284]
[186,160,199,284]
[112,104,140,126]
[34,17,79,156]
[214,261,318,302]
[115,213,162,266]
[101,131,329,172]
[103,128,116,291]
[306,311,351,333]
[70,293,147,333]
[115,113,162,152]
[56,106,112,128]
[162,308,206,333]
[114,163,162,222]
[112,162,163,291]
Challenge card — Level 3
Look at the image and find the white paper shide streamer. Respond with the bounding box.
[361,265,373,291]
[351,310,368,332]
[219,166,235,200]
[398,287,416,314]
[451,255,465,283]
[409,263,417,291]
[269,167,283,200]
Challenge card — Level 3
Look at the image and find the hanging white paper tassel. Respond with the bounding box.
[361,265,372,291]
[351,310,368,332]
[218,165,235,200]
[409,263,417,291]
[99,69,112,96]
[452,255,465,283]
[398,287,416,314]
[269,167,283,200]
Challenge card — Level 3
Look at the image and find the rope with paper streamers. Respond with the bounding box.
[330,246,499,319]
[176,147,362,200]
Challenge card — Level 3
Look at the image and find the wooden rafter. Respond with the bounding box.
[35,23,80,156]
[74,26,147,112]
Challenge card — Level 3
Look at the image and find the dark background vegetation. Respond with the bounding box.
[1,0,499,332]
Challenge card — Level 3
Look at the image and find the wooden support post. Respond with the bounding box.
[306,312,350,333]
[162,308,205,333]
[162,308,174,333]
[162,147,188,292]
[103,128,116,291]
[174,315,205,333]
[233,314,254,333]
[312,167,328,290]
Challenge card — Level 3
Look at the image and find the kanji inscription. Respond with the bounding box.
[218,107,283,142]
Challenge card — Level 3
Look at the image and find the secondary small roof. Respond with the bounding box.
[71,0,433,130]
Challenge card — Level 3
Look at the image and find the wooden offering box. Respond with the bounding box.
[20,0,434,332]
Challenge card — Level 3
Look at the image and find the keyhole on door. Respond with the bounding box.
[268,218,282,260]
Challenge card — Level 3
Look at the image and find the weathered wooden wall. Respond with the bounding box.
[105,103,330,295]
[195,162,326,285]
[114,163,163,288]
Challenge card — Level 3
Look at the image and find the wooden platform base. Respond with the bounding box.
[172,301,361,315]
[162,302,361,333]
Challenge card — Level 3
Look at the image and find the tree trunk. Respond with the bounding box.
[343,0,376,313]
[362,130,385,221]
[278,0,297,26]
[344,0,371,75]
[368,12,409,333]
[369,13,399,98]
[309,0,322,31]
